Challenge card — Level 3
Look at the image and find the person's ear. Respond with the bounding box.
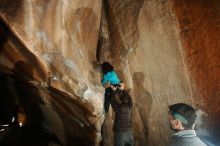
[174,119,179,126]
[173,119,181,128]
[175,119,184,130]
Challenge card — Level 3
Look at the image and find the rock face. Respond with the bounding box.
[0,1,103,146]
[0,0,219,146]
[172,0,220,139]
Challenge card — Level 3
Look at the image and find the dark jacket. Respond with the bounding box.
[110,90,133,132]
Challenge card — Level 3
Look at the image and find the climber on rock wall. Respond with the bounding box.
[100,62,122,112]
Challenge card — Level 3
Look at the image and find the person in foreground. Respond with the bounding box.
[168,103,207,146]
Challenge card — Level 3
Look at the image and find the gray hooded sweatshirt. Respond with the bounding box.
[169,130,207,146]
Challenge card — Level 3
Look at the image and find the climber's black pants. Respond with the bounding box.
[104,87,112,112]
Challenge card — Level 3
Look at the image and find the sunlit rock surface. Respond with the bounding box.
[0,0,220,146]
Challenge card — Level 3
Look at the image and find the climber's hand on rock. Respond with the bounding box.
[118,82,125,90]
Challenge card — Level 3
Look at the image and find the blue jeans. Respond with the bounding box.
[115,130,134,146]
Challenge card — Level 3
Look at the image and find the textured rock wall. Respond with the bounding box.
[0,0,103,146]
[99,0,220,145]
[0,0,220,146]
[100,1,192,145]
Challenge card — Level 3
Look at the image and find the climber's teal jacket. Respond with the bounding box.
[101,71,120,86]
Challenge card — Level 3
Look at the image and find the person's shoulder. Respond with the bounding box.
[169,138,191,146]
[172,137,208,146]
[195,137,208,146]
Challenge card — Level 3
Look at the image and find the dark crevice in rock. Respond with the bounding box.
[102,0,144,63]
[0,18,47,80]
[96,0,111,63]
